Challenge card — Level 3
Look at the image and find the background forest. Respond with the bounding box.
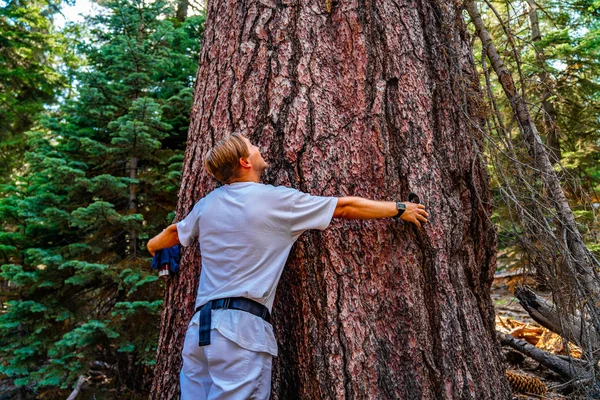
[0,0,598,398]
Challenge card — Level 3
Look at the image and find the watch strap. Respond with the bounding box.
[395,201,406,218]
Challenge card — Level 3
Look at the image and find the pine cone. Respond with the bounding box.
[505,370,547,396]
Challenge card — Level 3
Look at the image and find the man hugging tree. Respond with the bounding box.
[148,133,428,400]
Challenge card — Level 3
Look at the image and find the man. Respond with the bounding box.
[147,133,428,400]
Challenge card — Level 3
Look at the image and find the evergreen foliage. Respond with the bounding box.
[0,0,204,396]
[0,0,75,184]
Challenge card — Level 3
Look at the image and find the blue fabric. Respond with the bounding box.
[151,246,181,274]
[198,301,213,346]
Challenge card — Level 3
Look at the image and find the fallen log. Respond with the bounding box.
[494,269,527,279]
[498,331,592,381]
[515,285,600,352]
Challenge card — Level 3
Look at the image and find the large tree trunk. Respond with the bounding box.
[151,1,510,398]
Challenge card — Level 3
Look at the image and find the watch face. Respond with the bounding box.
[395,202,406,218]
[396,202,406,217]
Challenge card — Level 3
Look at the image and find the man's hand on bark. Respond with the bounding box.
[399,202,428,228]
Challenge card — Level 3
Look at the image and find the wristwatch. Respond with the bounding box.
[395,201,406,218]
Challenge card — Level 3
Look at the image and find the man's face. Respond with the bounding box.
[244,137,269,176]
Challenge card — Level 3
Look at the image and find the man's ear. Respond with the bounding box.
[239,157,252,169]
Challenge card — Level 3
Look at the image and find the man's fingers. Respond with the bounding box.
[404,215,422,228]
[400,205,428,228]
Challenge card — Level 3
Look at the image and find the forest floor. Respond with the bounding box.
[492,274,580,400]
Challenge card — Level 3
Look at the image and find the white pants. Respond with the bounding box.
[180,325,272,400]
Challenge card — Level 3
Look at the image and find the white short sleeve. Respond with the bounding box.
[290,191,338,238]
[176,199,205,247]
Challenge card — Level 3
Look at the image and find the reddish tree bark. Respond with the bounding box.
[151,0,511,398]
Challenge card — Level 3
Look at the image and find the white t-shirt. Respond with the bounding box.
[177,182,337,356]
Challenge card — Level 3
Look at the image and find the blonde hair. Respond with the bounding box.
[205,133,250,184]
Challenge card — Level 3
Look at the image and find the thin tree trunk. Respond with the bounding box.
[152,1,510,398]
[176,0,188,22]
[129,156,138,256]
[466,0,599,326]
[525,0,561,162]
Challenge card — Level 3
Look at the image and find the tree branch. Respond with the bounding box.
[465,0,600,322]
[66,375,86,400]
[498,332,592,381]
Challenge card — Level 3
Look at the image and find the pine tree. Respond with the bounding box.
[0,0,73,184]
[0,0,204,396]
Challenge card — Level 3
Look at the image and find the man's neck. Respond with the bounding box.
[230,173,261,184]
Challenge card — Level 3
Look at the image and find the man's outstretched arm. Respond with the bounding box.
[333,197,429,227]
[147,224,180,256]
